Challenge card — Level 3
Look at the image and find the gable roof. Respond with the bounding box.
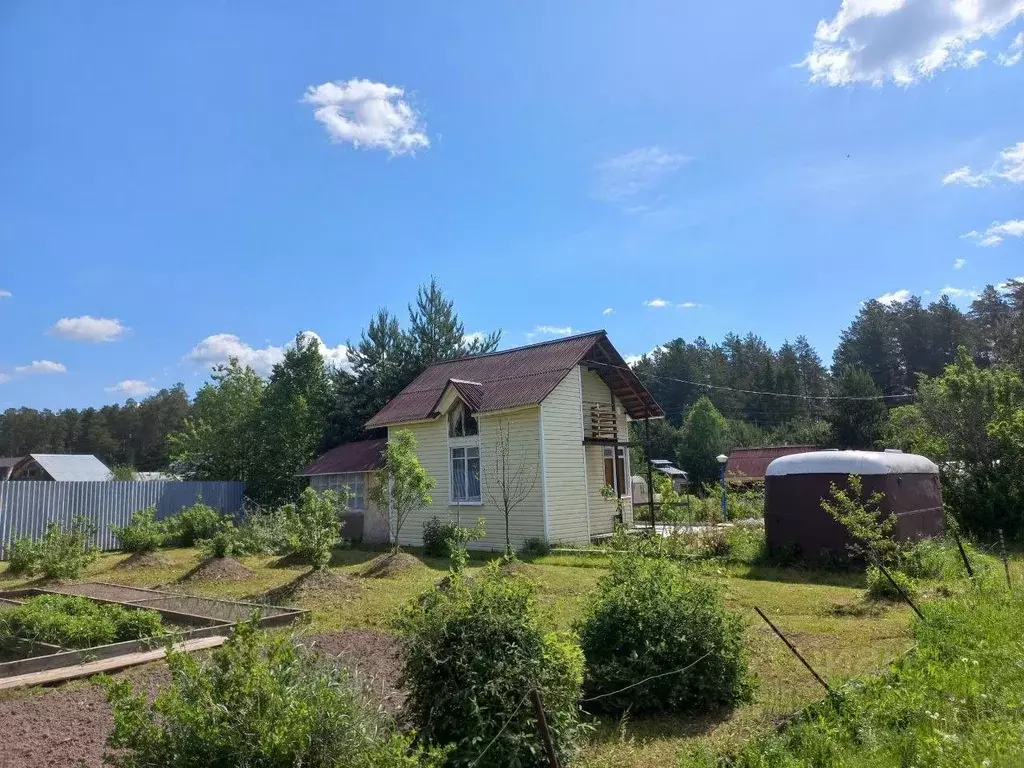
[299,438,388,476]
[19,454,112,481]
[365,331,663,428]
[726,445,817,481]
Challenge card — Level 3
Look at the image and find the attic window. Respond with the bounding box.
[448,402,478,437]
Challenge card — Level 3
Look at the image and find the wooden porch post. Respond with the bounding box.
[645,410,655,533]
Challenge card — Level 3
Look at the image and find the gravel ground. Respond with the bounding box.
[0,629,405,767]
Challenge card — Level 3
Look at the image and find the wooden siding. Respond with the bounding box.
[581,368,634,533]
[540,369,590,543]
[388,407,545,551]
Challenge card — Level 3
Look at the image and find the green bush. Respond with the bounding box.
[200,524,236,559]
[231,504,293,556]
[577,554,753,714]
[724,586,1024,767]
[722,525,768,565]
[421,516,453,558]
[398,565,585,767]
[520,536,552,557]
[163,500,226,547]
[901,536,997,581]
[866,565,918,602]
[5,534,41,576]
[0,594,164,648]
[37,517,99,580]
[111,507,165,554]
[281,488,344,570]
[104,620,441,768]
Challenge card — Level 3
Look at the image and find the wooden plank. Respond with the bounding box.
[0,635,226,691]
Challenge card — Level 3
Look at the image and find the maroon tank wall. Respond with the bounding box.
[764,472,944,561]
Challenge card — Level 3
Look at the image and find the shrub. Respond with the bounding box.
[199,524,236,559]
[37,517,99,580]
[866,565,918,602]
[421,516,452,558]
[104,620,442,768]
[577,554,753,714]
[111,507,165,554]
[901,535,997,582]
[5,534,41,576]
[0,594,164,648]
[398,566,586,767]
[163,500,226,547]
[282,488,344,570]
[722,525,768,565]
[520,537,552,557]
[231,504,293,556]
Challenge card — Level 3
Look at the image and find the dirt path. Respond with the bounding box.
[0,630,405,767]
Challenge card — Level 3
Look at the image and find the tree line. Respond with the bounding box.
[4,277,1022,525]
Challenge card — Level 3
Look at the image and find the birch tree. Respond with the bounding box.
[486,419,539,558]
[368,429,435,553]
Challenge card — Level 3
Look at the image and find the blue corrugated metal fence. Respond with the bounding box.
[0,481,246,558]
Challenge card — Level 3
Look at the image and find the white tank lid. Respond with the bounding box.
[766,450,939,477]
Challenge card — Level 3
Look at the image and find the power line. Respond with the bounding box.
[588,360,916,402]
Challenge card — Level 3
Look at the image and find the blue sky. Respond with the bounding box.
[1,1,1022,410]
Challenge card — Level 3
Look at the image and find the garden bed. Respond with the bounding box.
[0,583,305,685]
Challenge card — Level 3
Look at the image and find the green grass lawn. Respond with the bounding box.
[0,545,952,766]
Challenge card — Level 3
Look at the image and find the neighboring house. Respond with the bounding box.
[650,459,689,492]
[8,454,113,481]
[362,330,663,550]
[299,438,390,544]
[725,445,817,485]
[0,457,25,481]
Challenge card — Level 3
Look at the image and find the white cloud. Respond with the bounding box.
[942,139,1024,187]
[802,0,1024,86]
[15,360,67,375]
[963,218,1024,246]
[462,331,486,346]
[876,289,911,306]
[298,331,353,373]
[678,301,700,309]
[526,325,574,341]
[49,316,128,342]
[938,285,980,299]
[942,166,991,187]
[623,354,643,366]
[0,289,11,299]
[594,146,690,202]
[997,276,1024,289]
[106,380,156,397]
[0,373,10,384]
[643,298,670,308]
[954,257,967,268]
[602,307,614,315]
[187,331,352,376]
[997,141,1024,183]
[302,79,429,156]
[998,31,1024,64]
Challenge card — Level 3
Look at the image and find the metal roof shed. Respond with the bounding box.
[10,454,112,481]
[763,450,945,562]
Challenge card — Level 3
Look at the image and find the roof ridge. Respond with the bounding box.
[438,329,605,364]
[394,365,585,396]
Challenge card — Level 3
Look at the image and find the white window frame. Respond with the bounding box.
[316,472,366,511]
[449,437,482,506]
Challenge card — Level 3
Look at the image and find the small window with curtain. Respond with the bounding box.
[602,447,628,497]
[450,445,481,503]
[448,403,479,437]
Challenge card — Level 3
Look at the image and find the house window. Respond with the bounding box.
[603,447,628,497]
[448,403,478,437]
[450,445,481,503]
[318,473,366,511]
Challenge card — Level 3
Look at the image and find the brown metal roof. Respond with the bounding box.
[299,438,387,476]
[726,445,817,481]
[366,331,663,428]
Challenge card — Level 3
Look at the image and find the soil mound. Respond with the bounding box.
[263,568,362,603]
[179,556,254,583]
[300,629,406,714]
[114,551,173,570]
[359,552,420,579]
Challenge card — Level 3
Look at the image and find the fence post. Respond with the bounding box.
[998,529,1012,592]
[529,689,560,768]
[753,606,832,695]
[875,563,925,621]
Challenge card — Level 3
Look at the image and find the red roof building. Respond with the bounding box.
[726,445,817,483]
[298,438,387,477]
